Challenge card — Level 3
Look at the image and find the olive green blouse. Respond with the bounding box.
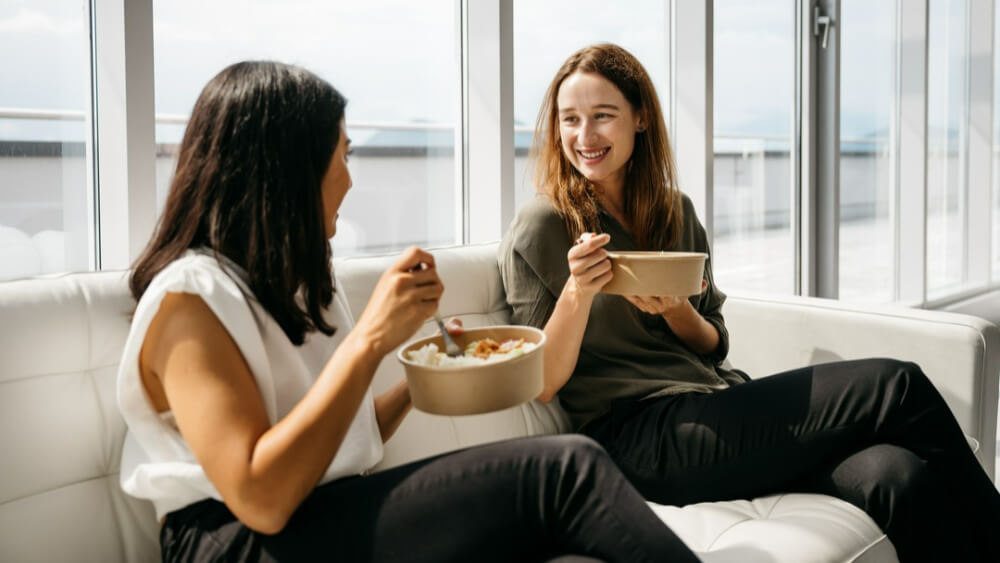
[498,194,744,430]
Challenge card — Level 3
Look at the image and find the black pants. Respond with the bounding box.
[583,358,1000,562]
[160,434,699,563]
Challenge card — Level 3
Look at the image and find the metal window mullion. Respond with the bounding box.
[85,0,99,270]
[672,0,713,243]
[966,0,994,289]
[897,0,929,306]
[817,0,840,299]
[92,0,157,270]
[799,0,840,299]
[461,0,514,244]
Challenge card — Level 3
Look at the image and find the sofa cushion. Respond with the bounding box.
[0,271,158,563]
[651,493,897,562]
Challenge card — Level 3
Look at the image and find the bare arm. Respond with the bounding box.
[537,234,612,403]
[145,247,442,535]
[374,379,411,442]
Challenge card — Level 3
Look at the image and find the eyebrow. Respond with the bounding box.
[559,103,621,114]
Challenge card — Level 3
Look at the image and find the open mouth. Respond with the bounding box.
[577,147,610,162]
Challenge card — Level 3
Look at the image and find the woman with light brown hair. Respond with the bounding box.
[499,43,1000,562]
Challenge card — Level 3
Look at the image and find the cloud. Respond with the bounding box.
[0,7,82,35]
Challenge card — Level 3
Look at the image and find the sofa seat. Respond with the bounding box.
[649,494,895,562]
[2,241,998,562]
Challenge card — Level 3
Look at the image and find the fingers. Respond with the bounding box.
[580,258,612,285]
[395,246,436,273]
[568,233,610,260]
[626,295,654,314]
[574,232,610,248]
[445,317,464,335]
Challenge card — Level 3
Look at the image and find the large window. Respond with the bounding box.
[926,0,969,297]
[838,0,897,303]
[0,1,92,281]
[512,0,669,210]
[712,0,795,295]
[153,0,459,257]
[994,2,1000,282]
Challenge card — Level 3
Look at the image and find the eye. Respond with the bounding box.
[561,115,578,125]
[595,112,613,119]
[345,147,353,161]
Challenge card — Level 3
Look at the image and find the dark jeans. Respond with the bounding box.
[160,434,699,563]
[583,358,1000,562]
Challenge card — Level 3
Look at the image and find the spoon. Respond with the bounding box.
[434,313,463,357]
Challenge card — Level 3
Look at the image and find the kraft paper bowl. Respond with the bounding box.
[397,325,545,416]
[601,251,708,296]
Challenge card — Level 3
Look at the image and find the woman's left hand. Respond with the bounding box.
[624,280,708,318]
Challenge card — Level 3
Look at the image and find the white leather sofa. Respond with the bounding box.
[1,242,997,562]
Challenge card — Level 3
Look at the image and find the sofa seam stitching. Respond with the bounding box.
[0,472,123,507]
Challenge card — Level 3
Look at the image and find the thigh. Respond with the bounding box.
[588,358,920,505]
[166,434,690,563]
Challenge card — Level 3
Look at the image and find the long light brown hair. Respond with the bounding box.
[533,43,682,250]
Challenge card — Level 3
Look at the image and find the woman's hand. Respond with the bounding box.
[566,232,613,299]
[440,317,464,336]
[354,246,444,357]
[624,280,707,318]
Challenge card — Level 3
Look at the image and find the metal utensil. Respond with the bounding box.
[434,313,463,357]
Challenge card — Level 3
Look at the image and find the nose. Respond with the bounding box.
[580,120,598,144]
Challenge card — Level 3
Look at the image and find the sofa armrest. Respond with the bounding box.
[723,292,1000,479]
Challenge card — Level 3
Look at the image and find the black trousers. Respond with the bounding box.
[160,434,699,563]
[583,358,1000,562]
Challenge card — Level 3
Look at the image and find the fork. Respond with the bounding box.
[434,313,463,357]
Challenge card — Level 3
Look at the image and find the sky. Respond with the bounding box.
[0,0,979,145]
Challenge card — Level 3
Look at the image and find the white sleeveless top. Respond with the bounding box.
[117,251,383,520]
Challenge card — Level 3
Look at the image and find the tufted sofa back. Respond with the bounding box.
[0,270,159,563]
[1,242,997,563]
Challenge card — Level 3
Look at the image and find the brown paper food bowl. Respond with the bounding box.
[397,325,545,416]
[601,251,708,296]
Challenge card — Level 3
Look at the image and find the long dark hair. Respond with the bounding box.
[534,43,683,250]
[130,61,344,345]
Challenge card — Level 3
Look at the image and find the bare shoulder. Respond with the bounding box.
[140,292,249,393]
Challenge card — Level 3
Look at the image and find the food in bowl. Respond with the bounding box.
[397,325,545,416]
[406,338,537,367]
[601,251,708,297]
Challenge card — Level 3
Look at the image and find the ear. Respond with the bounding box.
[635,113,646,133]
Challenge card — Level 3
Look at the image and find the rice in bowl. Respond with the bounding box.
[406,338,537,367]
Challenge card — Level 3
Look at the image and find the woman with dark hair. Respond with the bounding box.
[499,43,1000,562]
[117,60,700,563]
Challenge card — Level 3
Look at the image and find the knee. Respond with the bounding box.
[866,358,932,395]
[535,434,613,468]
[850,445,931,502]
[556,434,609,459]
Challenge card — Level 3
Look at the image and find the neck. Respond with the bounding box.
[594,178,625,216]
[593,184,628,232]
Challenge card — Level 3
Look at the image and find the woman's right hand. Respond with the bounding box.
[566,232,613,299]
[354,246,444,356]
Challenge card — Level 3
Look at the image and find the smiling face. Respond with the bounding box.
[320,119,352,239]
[556,71,643,196]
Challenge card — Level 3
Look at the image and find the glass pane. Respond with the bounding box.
[713,0,795,295]
[153,1,459,257]
[512,0,669,211]
[926,0,968,296]
[0,1,91,280]
[994,2,1000,282]
[838,0,897,303]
